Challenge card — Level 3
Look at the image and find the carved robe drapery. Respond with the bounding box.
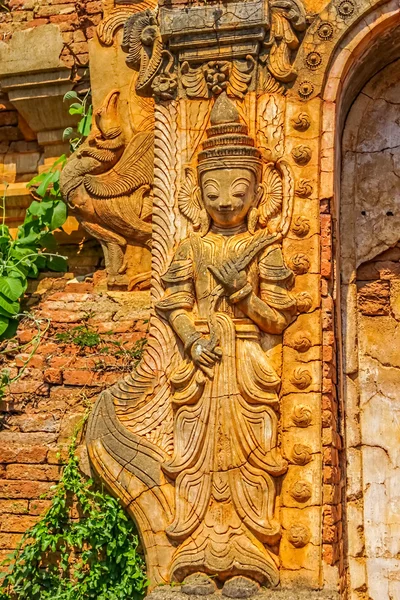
[156,229,296,584]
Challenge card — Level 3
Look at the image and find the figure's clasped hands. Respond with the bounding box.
[209,259,247,296]
[191,337,222,376]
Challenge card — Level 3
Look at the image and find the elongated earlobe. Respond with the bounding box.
[248,207,260,235]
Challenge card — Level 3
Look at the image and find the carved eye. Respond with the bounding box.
[203,180,219,201]
[231,177,250,198]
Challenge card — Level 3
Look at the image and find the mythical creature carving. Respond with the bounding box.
[87,93,308,589]
[60,90,153,288]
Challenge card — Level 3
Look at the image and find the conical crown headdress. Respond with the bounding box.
[197,93,262,178]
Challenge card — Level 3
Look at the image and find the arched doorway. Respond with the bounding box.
[340,43,400,600]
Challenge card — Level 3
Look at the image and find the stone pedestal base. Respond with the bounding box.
[147,586,339,600]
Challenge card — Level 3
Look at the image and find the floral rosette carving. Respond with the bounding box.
[292,404,313,427]
[291,367,312,389]
[292,216,311,237]
[292,145,312,165]
[291,332,312,352]
[291,444,313,465]
[288,524,311,547]
[289,253,310,275]
[296,179,313,198]
[291,112,311,131]
[290,480,312,502]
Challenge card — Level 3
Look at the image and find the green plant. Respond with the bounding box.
[63,90,93,152]
[55,324,101,349]
[0,415,148,600]
[0,90,94,341]
[0,180,67,340]
[0,314,50,399]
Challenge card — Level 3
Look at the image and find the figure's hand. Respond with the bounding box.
[190,337,222,376]
[209,259,248,296]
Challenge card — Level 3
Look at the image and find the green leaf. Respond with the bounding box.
[77,105,93,137]
[36,170,57,198]
[46,255,68,272]
[0,293,19,315]
[0,314,10,336]
[50,200,67,231]
[63,91,79,101]
[69,103,84,116]
[63,127,74,141]
[1,316,18,340]
[0,277,24,301]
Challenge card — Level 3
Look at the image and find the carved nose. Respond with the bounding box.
[219,200,232,209]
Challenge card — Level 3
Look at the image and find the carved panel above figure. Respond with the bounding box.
[121,0,307,100]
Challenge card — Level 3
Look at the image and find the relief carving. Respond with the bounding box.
[87,92,309,588]
[291,404,313,427]
[288,524,311,547]
[289,480,312,502]
[121,0,308,101]
[60,90,153,288]
[291,443,313,465]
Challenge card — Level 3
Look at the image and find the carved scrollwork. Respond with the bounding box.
[291,367,312,389]
[292,404,313,427]
[289,253,310,275]
[290,480,312,502]
[292,216,310,237]
[262,0,307,83]
[288,524,311,547]
[291,444,313,465]
[122,9,174,96]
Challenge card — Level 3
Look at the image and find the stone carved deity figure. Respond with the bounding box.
[155,94,297,587]
[87,92,302,592]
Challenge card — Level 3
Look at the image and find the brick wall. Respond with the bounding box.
[0,0,102,70]
[320,198,344,586]
[0,272,150,567]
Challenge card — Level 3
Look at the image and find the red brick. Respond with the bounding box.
[46,292,93,302]
[8,380,49,395]
[0,500,28,514]
[44,368,63,384]
[0,514,38,533]
[0,533,23,549]
[0,112,18,126]
[85,0,102,12]
[0,444,48,464]
[29,499,52,515]
[49,13,78,22]
[62,370,119,386]
[5,464,61,482]
[6,413,58,433]
[0,480,53,499]
[14,353,44,369]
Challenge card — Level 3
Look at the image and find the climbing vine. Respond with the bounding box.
[0,415,148,600]
[0,91,93,341]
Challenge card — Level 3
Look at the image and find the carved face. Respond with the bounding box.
[200,168,259,228]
